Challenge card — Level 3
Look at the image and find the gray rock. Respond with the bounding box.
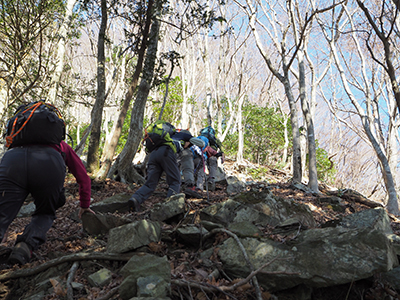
[119,254,170,300]
[81,212,132,235]
[119,275,137,299]
[107,220,161,253]
[150,193,186,222]
[200,189,315,229]
[175,225,209,246]
[90,193,131,213]
[226,175,246,195]
[227,221,262,238]
[137,275,170,298]
[218,208,398,292]
[340,207,392,233]
[88,268,113,287]
[200,198,279,227]
[215,166,227,183]
[17,202,36,217]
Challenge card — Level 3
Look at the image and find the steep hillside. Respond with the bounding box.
[0,160,399,300]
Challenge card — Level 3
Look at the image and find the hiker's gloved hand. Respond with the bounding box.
[79,207,96,219]
[216,152,223,158]
[172,140,183,153]
[221,152,225,163]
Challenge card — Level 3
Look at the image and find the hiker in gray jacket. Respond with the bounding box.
[173,129,204,199]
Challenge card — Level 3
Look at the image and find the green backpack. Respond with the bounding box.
[143,120,177,153]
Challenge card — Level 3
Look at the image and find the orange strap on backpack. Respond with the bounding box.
[5,101,64,148]
[142,128,152,146]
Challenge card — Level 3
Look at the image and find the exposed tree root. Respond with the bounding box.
[0,252,133,282]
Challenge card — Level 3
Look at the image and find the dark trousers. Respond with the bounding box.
[134,145,181,204]
[0,146,66,250]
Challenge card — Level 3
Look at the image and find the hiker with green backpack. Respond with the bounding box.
[0,101,94,266]
[128,120,204,212]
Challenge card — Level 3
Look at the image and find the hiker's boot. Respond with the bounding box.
[207,180,216,192]
[128,197,141,212]
[0,245,11,264]
[8,242,31,265]
[184,185,203,199]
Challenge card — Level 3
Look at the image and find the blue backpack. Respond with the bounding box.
[200,126,217,147]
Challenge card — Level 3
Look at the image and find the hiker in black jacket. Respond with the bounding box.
[0,101,94,266]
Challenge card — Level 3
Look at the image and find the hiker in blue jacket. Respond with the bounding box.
[199,126,224,191]
[192,135,210,193]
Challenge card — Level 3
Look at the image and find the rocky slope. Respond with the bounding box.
[0,159,399,300]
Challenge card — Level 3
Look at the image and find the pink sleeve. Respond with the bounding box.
[205,146,218,157]
[60,141,91,208]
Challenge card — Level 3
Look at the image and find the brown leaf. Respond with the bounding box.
[194,267,208,279]
[148,241,165,253]
[237,283,253,292]
[49,278,66,297]
[262,291,272,300]
[195,291,208,300]
[173,262,187,275]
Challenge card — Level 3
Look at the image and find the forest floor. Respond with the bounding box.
[0,159,399,300]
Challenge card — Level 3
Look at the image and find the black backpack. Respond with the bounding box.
[5,101,66,148]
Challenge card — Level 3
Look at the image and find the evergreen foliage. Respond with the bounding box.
[224,103,288,167]
[315,141,337,184]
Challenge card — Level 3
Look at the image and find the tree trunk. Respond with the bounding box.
[282,73,302,183]
[95,0,154,179]
[47,0,77,105]
[298,49,318,192]
[357,0,400,116]
[201,4,214,128]
[86,0,107,173]
[244,0,302,183]
[325,21,399,215]
[107,11,161,183]
[236,94,245,164]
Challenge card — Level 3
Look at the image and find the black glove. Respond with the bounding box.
[216,152,223,158]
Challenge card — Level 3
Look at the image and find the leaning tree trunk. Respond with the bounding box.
[107,12,161,183]
[95,0,154,180]
[86,0,107,173]
[327,28,399,215]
